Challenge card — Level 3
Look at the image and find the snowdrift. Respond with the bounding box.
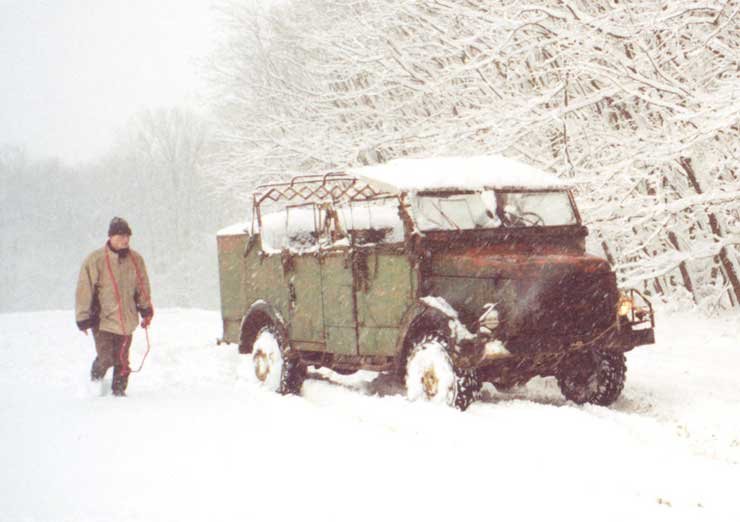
[0,308,738,521]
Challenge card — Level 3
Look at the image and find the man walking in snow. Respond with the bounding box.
[75,217,153,396]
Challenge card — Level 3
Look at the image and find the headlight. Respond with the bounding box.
[617,294,634,317]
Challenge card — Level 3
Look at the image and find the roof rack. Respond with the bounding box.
[253,172,390,208]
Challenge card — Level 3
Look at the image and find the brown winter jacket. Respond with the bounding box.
[75,242,152,335]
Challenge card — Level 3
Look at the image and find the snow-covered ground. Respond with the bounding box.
[1,308,738,522]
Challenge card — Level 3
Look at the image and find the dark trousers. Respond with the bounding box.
[91,328,132,395]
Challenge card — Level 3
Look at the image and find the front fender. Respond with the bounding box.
[239,300,288,354]
[393,299,457,370]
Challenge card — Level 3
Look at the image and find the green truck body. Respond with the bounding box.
[217,156,655,409]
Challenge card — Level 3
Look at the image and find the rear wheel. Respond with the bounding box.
[405,333,478,411]
[251,324,305,395]
[557,349,626,406]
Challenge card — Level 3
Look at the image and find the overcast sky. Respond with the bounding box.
[0,0,217,163]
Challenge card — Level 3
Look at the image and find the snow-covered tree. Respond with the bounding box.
[91,107,243,307]
[206,0,740,312]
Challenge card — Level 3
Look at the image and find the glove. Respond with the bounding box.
[77,318,95,334]
[140,308,154,329]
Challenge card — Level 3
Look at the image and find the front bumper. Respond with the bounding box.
[452,327,653,375]
[610,324,655,352]
[453,287,657,366]
[477,324,654,357]
[614,287,655,351]
[456,317,656,366]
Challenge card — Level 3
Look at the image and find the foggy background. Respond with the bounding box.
[0,0,213,162]
[1,0,241,311]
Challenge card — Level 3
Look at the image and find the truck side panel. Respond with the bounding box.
[249,247,290,331]
[217,233,248,343]
[321,252,357,355]
[289,254,325,348]
[218,232,291,345]
[356,253,415,356]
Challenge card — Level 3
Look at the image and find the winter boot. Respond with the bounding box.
[112,373,129,397]
[91,358,108,381]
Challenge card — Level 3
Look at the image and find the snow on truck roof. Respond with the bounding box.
[216,222,249,236]
[349,155,569,193]
[220,155,569,236]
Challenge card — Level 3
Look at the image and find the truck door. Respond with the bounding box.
[283,204,325,351]
[336,198,412,357]
[318,205,359,356]
[354,248,414,357]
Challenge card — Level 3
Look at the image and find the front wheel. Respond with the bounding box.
[557,349,626,406]
[405,334,478,411]
[251,324,305,395]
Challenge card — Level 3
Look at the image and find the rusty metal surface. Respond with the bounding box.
[254,174,390,207]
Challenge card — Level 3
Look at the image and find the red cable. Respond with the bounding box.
[128,252,152,374]
[130,254,151,310]
[104,245,153,376]
[104,246,130,377]
[129,327,151,373]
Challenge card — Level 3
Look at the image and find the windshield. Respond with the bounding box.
[413,192,500,231]
[413,190,577,231]
[497,191,577,227]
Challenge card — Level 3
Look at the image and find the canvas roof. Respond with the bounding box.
[348,155,570,193]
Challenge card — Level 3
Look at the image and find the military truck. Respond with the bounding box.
[217,155,654,410]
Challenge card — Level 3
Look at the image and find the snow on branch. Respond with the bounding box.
[205,0,740,312]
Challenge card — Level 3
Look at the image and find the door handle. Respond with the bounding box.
[289,281,297,303]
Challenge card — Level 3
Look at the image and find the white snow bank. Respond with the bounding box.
[0,308,738,521]
[350,155,569,193]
